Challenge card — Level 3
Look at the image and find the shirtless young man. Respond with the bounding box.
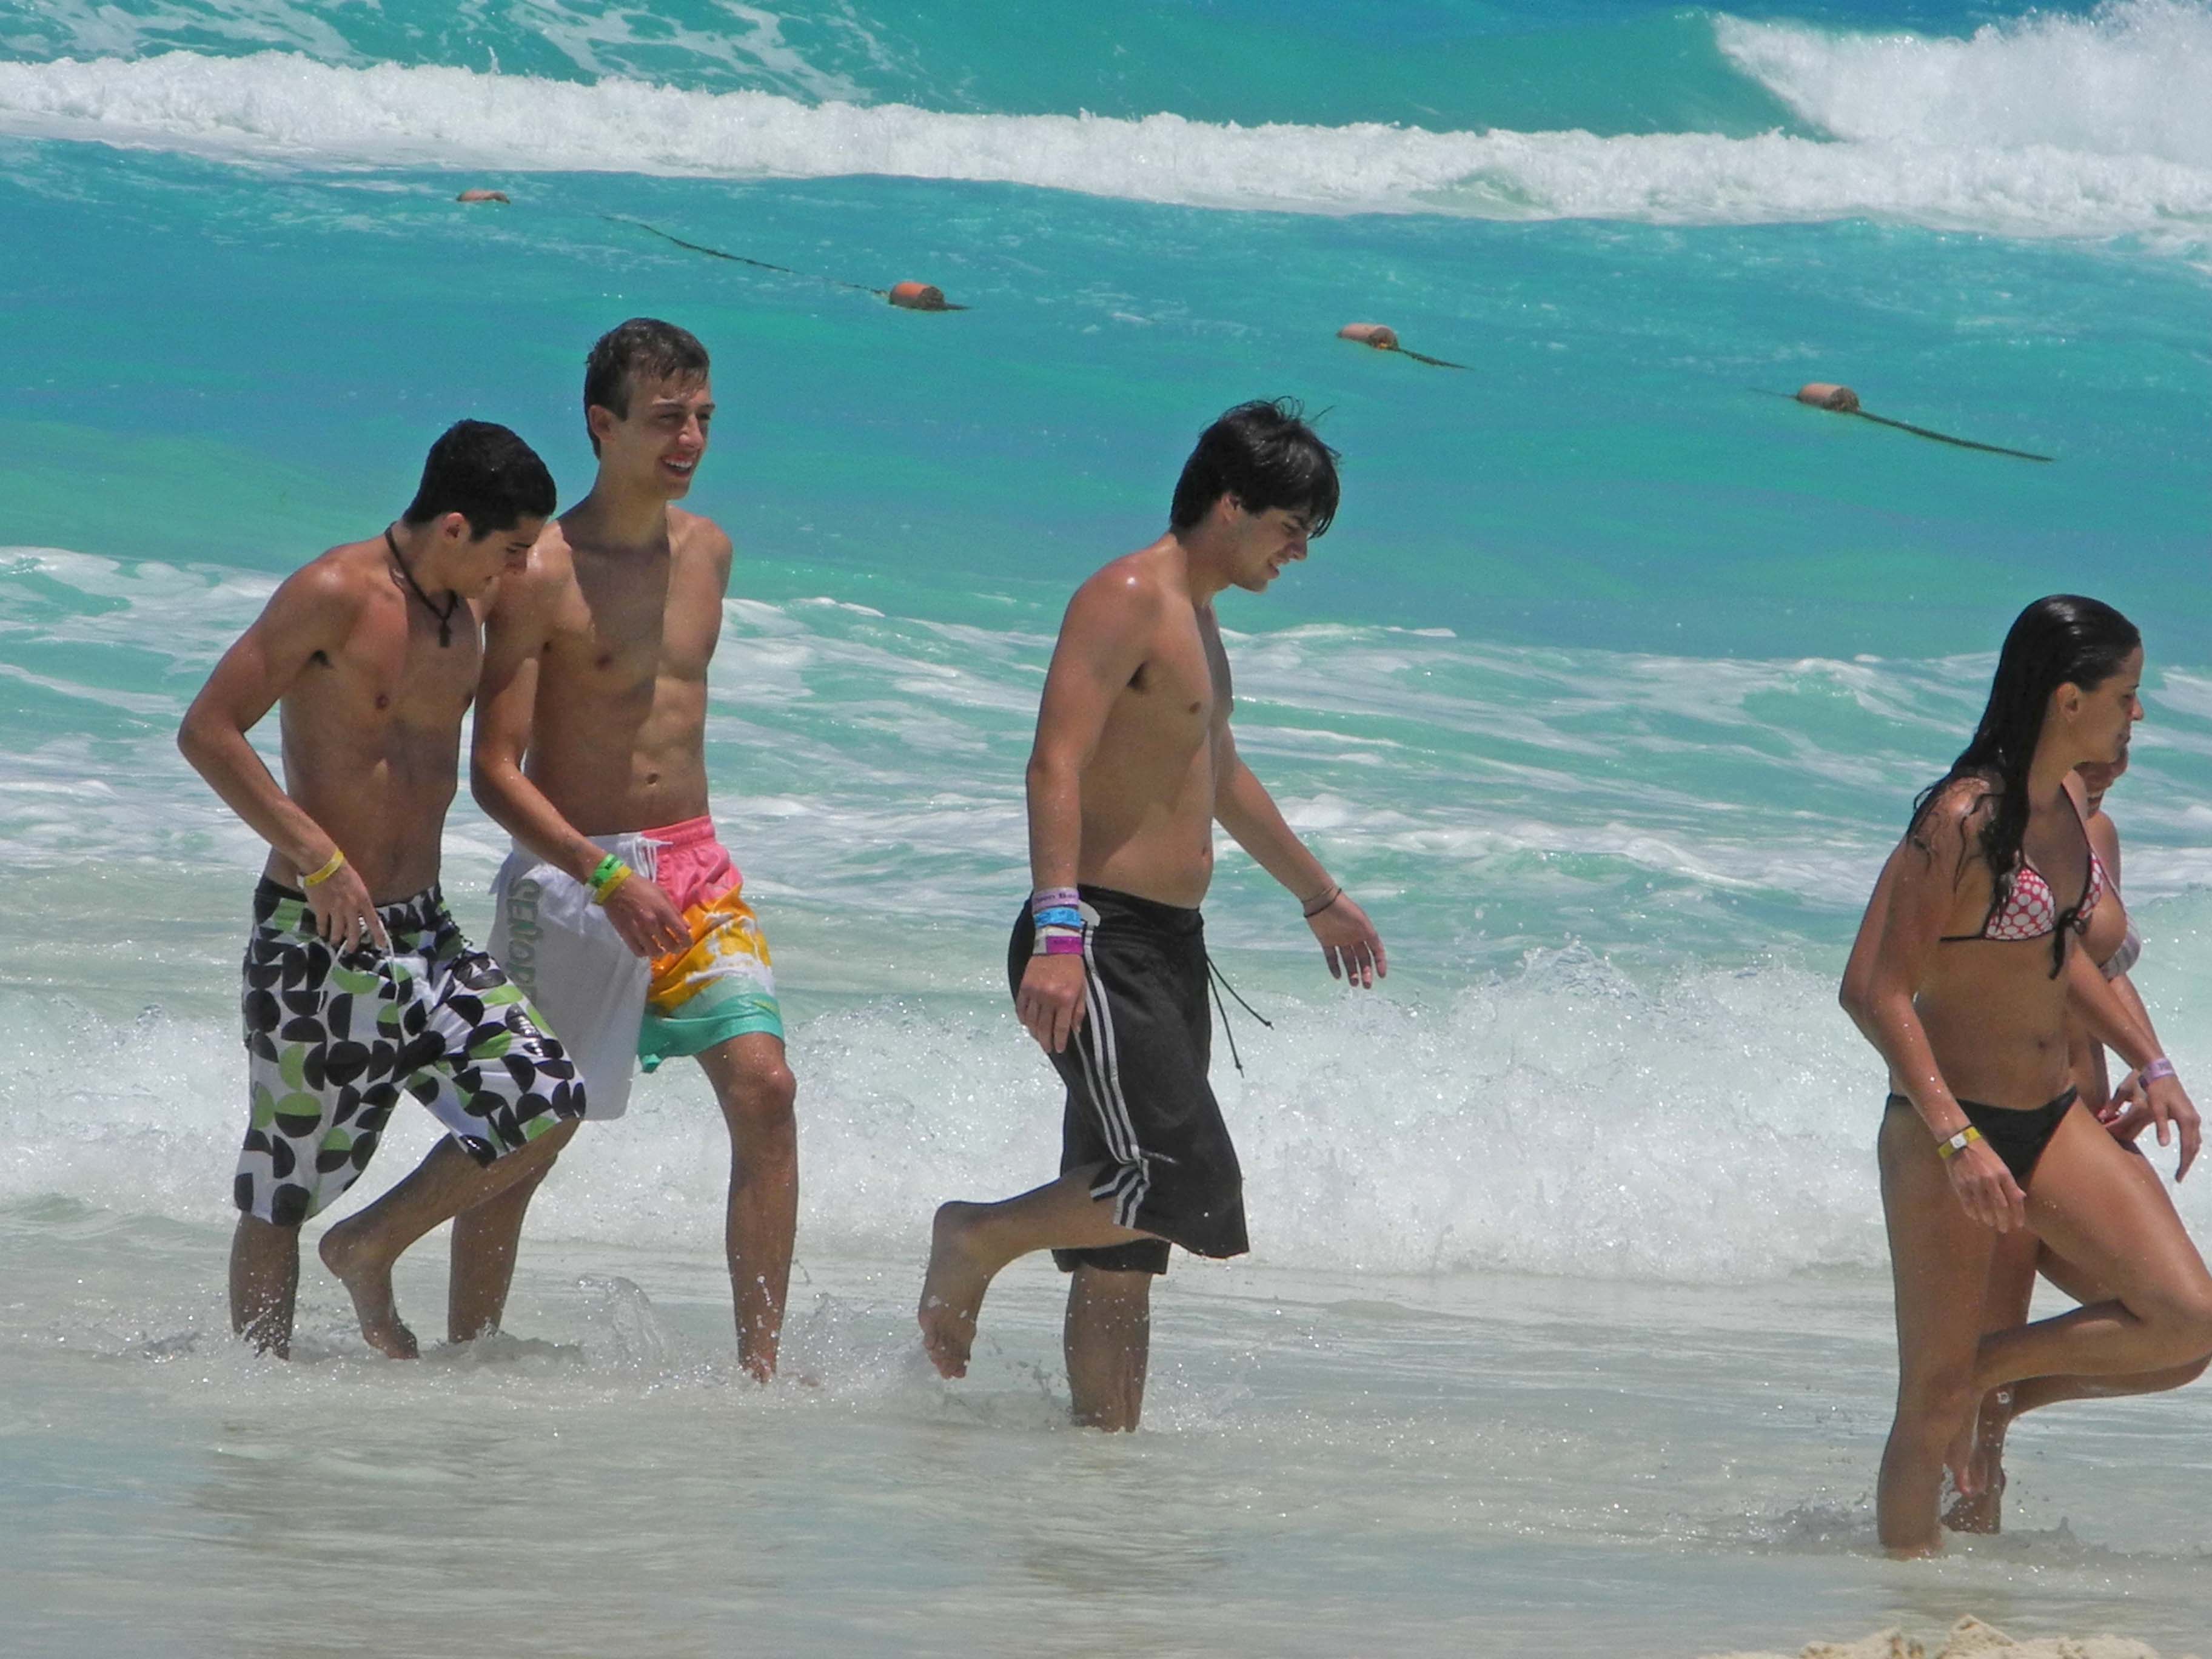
[471,318,796,1379]
[916,400,1388,1430]
[179,421,585,1359]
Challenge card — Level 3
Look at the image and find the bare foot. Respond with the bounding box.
[917,1202,994,1379]
[1943,1389,2013,1533]
[318,1219,420,1359]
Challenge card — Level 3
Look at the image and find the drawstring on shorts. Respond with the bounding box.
[1204,954,1272,1074]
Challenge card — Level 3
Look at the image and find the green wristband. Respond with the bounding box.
[588,853,625,895]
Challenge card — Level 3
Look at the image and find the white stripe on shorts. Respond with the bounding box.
[1076,931,1149,1228]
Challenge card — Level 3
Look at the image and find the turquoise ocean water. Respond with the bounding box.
[4,2,2212,1653]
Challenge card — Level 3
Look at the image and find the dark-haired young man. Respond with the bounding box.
[472,318,797,1379]
[917,399,1387,1429]
[179,421,585,1359]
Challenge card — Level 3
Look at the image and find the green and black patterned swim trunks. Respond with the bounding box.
[234,878,584,1227]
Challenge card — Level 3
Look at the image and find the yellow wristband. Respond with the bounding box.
[301,850,347,890]
[590,864,633,907]
[1936,1125,1983,1161]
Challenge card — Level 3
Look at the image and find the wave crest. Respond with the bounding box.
[1720,0,2212,169]
[0,30,2208,240]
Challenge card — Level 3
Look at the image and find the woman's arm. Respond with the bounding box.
[1840,791,2028,1230]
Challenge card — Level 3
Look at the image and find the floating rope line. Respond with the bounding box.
[1337,321,1467,370]
[605,215,968,310]
[1769,383,2053,463]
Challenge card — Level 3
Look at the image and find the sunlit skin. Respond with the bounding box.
[177,507,571,1361]
[1945,741,2211,1533]
[1842,645,2212,1555]
[915,489,1387,1429]
[468,366,799,1381]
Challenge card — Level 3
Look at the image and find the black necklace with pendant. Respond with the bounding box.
[384,526,461,647]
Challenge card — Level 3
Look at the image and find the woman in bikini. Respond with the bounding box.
[1841,594,2211,1555]
[1943,745,2211,1532]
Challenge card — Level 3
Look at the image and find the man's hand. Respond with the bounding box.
[2108,1068,2202,1179]
[307,862,390,954]
[1307,892,1386,988]
[601,876,693,960]
[1017,954,1087,1053]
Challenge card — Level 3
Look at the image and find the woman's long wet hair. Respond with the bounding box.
[1908,594,2140,976]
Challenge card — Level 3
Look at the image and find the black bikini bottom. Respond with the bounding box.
[1885,1086,2079,1189]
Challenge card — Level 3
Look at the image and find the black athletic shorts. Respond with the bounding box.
[1008,885,1248,1276]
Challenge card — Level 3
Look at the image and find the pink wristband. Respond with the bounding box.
[2140,1057,2177,1085]
[1035,931,1085,957]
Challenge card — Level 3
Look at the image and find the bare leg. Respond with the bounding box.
[694,1033,797,1381]
[2004,1356,2211,1415]
[1969,1148,2211,1451]
[1065,1265,1152,1431]
[918,1165,1151,1379]
[1877,1102,1999,1556]
[1945,1226,2039,1534]
[320,1119,578,1359]
[230,1214,300,1358]
[447,1158,557,1344]
[1972,1108,2212,1394]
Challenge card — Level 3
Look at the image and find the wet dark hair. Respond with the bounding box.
[1908,594,2140,976]
[583,317,710,455]
[1169,398,1341,536]
[399,420,556,536]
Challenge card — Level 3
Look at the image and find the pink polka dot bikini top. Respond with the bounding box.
[1942,836,2108,943]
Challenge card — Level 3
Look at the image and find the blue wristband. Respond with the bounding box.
[1032,907,1084,930]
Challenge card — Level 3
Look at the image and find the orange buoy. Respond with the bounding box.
[888,281,950,312]
[455,188,511,204]
[1338,323,1400,351]
[1796,382,1860,413]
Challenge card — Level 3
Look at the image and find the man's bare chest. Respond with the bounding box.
[295,636,475,754]
[1121,632,1228,748]
[554,564,720,690]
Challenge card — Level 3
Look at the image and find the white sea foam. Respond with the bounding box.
[15,546,2212,959]
[12,545,2212,1281]
[11,931,2212,1282]
[1,8,2208,240]
[1718,0,2212,170]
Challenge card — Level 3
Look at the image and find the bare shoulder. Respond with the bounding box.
[669,506,734,571]
[487,521,580,623]
[1070,545,1174,626]
[269,539,380,627]
[2086,802,2122,866]
[1906,774,1992,863]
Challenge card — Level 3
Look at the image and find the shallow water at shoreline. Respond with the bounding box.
[7,0,2212,1649]
[7,1208,2211,1657]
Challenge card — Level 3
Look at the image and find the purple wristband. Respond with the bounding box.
[2141,1057,2177,1085]
[1034,930,1085,957]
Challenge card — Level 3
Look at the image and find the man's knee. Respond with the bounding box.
[719,1054,797,1144]
[1070,1264,1153,1315]
[233,1212,300,1246]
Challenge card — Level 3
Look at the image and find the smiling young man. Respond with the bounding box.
[469,318,797,1379]
[178,421,585,1359]
[916,399,1389,1429]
